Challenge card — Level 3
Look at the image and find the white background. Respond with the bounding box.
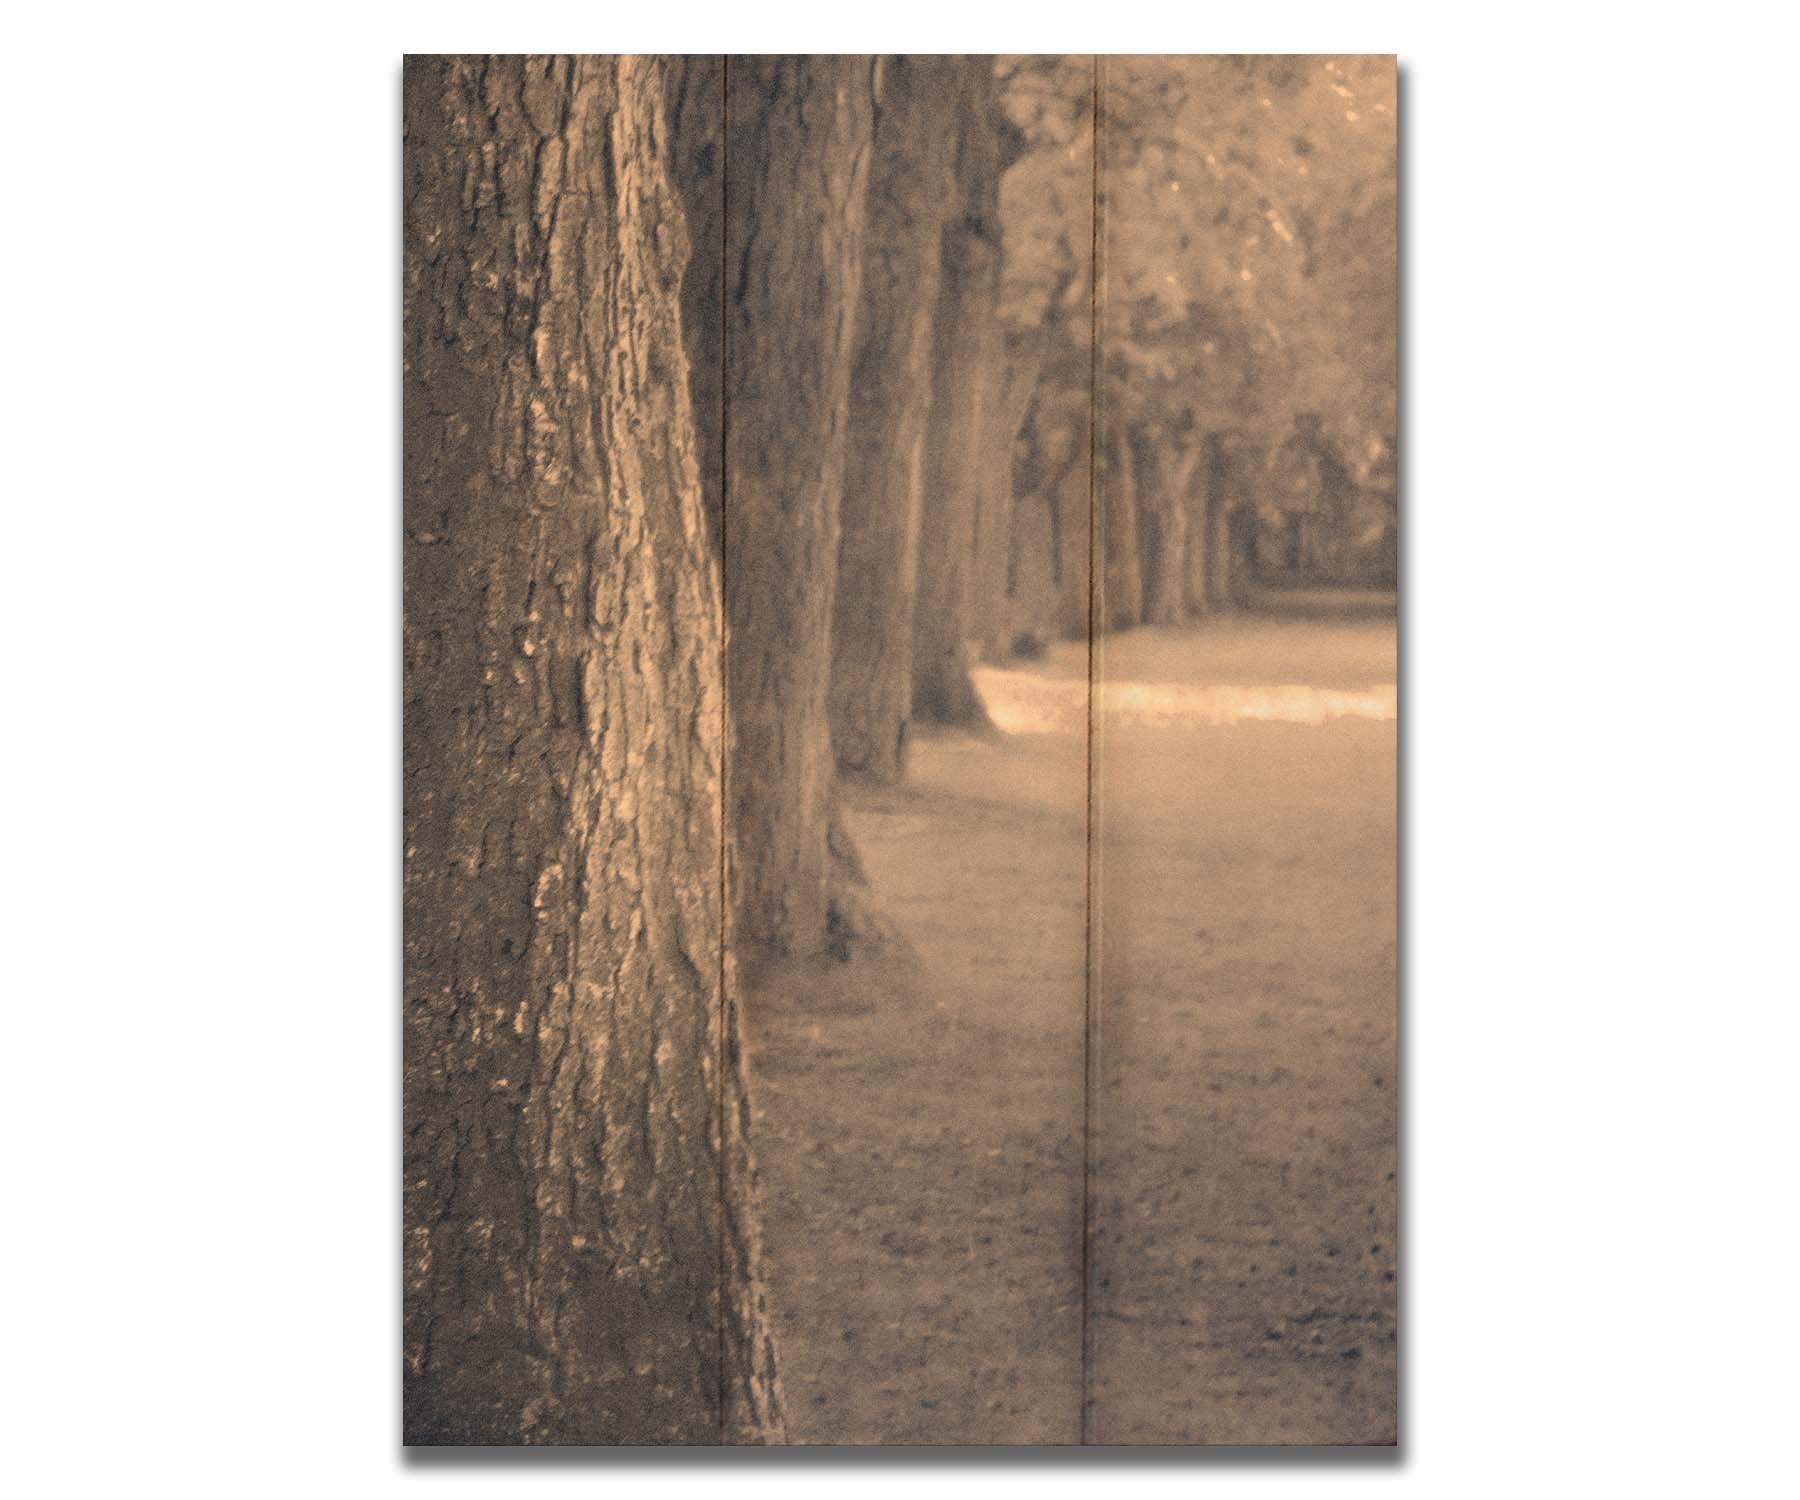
[5,3,1794,1494]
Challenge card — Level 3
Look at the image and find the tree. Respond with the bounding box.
[912,61,1008,727]
[827,57,960,783]
[403,55,780,1444]
[1008,390,1092,642]
[1135,420,1205,625]
[721,58,877,958]
[970,338,1048,656]
[996,56,1095,649]
[1201,429,1262,610]
[666,58,887,958]
[1097,426,1143,630]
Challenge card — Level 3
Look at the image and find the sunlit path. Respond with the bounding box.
[1085,614,1397,1443]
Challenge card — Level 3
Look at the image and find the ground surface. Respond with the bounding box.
[746,606,1397,1444]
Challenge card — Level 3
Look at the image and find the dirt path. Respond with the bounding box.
[747,615,1396,1444]
[746,727,1088,1443]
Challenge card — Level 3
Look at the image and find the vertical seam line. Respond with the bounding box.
[1080,50,1103,1448]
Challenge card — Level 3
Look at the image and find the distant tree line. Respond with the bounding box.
[1000,54,1397,646]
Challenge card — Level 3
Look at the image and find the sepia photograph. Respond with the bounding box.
[14,6,1799,1492]
[404,53,1396,1446]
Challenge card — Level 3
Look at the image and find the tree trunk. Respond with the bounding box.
[1100,426,1143,631]
[1142,493,1187,626]
[913,59,1003,728]
[971,345,1043,659]
[1134,428,1199,628]
[1205,435,1248,613]
[1185,434,1227,615]
[723,57,876,956]
[664,55,726,553]
[1143,437,1201,625]
[1207,497,1235,610]
[1005,402,1080,649]
[1181,495,1208,616]
[1230,506,1261,605]
[403,55,780,1444]
[828,57,957,783]
[1055,453,1095,639]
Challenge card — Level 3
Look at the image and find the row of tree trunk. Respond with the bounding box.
[1111,427,1261,625]
[1006,416,1262,644]
[403,55,1027,1444]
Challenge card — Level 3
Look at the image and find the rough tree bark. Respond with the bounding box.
[827,57,958,783]
[722,57,876,957]
[664,56,726,552]
[403,55,781,1445]
[912,59,1004,728]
